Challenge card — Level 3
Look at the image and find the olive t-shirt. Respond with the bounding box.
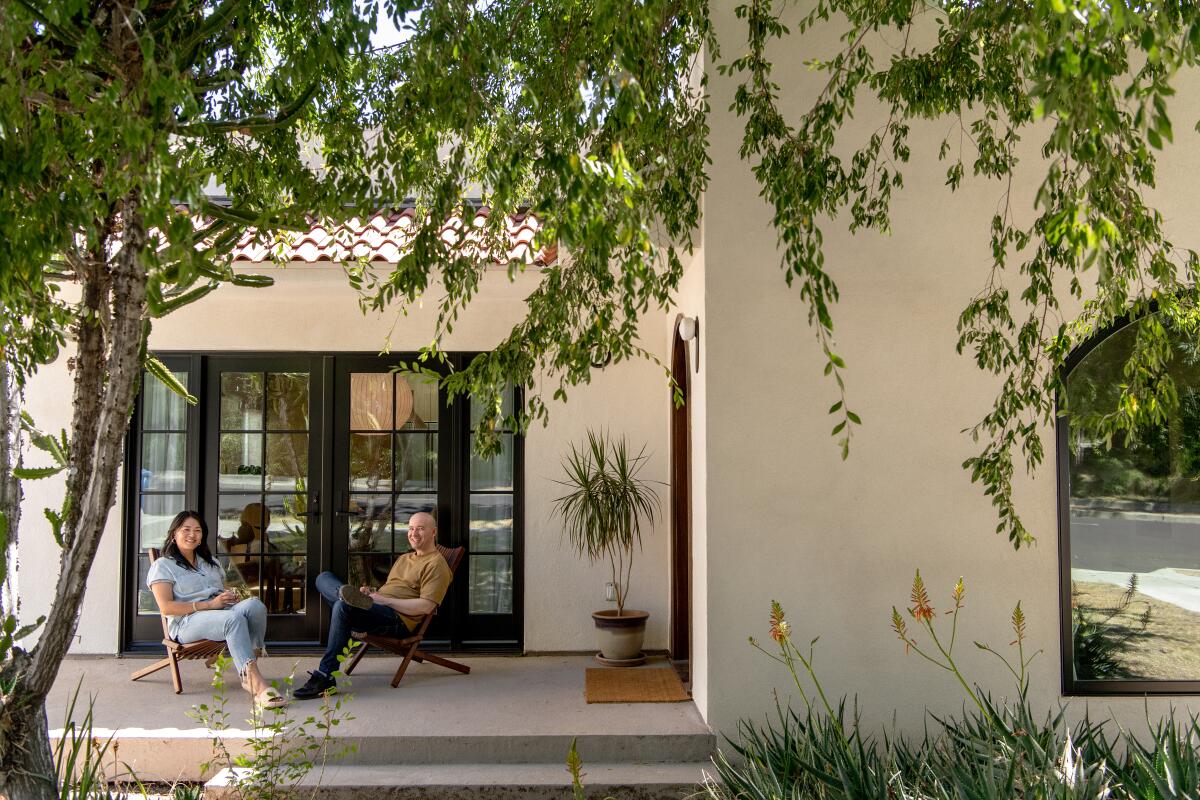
[380,550,452,629]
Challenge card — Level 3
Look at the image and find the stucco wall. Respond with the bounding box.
[17,263,677,654]
[700,0,1200,737]
[18,359,125,654]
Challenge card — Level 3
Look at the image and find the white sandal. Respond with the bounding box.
[254,687,289,711]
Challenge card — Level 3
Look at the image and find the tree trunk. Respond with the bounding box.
[0,658,57,800]
[0,356,22,618]
[0,200,150,799]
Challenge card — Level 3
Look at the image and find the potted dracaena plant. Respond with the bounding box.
[553,429,662,665]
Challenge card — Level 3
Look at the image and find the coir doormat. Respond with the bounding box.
[585,667,690,703]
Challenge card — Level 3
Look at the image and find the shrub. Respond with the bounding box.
[190,654,356,800]
[1072,574,1152,680]
[53,682,130,800]
[701,573,1200,800]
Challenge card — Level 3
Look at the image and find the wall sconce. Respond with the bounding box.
[678,316,700,374]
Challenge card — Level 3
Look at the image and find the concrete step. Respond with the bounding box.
[206,762,716,800]
[341,733,716,765]
[90,730,716,782]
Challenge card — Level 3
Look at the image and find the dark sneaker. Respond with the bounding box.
[338,584,374,610]
[293,671,336,700]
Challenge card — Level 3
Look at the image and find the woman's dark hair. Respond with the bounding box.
[161,511,219,570]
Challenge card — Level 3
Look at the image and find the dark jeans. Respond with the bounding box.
[314,571,411,678]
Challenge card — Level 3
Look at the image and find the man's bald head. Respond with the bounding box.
[407,511,438,554]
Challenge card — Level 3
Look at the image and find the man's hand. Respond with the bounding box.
[359,586,376,595]
[371,593,437,617]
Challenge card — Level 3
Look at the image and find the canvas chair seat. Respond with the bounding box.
[343,544,471,687]
[129,548,227,694]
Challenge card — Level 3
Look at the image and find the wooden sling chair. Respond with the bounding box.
[343,544,471,688]
[129,548,226,694]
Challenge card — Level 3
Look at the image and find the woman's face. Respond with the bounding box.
[173,517,204,555]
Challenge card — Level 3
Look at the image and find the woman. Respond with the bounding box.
[147,511,287,709]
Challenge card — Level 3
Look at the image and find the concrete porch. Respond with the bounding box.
[48,654,715,799]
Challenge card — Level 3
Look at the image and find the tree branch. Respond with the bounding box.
[189,67,242,97]
[199,199,311,232]
[60,231,112,554]
[15,0,123,78]
[179,0,249,68]
[147,0,189,35]
[172,79,321,137]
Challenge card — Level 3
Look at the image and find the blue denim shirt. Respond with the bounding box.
[146,555,225,638]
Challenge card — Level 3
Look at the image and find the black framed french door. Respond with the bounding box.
[125,354,203,646]
[203,356,325,643]
[124,352,521,651]
[330,356,522,649]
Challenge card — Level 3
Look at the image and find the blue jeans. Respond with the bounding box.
[174,598,267,676]
[315,571,411,678]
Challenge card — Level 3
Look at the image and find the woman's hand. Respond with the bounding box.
[206,589,239,610]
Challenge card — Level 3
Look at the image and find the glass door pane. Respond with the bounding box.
[331,354,521,650]
[207,358,320,643]
[467,393,516,617]
[129,358,194,644]
[344,371,439,587]
[453,372,521,646]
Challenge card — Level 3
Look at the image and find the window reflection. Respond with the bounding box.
[1067,315,1200,681]
[216,370,311,617]
[217,499,306,614]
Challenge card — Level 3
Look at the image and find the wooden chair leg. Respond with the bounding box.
[390,648,418,688]
[169,653,184,694]
[130,657,173,682]
[414,651,471,675]
[343,640,369,676]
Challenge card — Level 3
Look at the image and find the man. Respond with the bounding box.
[294,511,451,699]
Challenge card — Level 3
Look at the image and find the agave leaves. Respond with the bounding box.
[703,670,1200,800]
[1072,575,1154,681]
[552,430,660,616]
[706,594,1200,800]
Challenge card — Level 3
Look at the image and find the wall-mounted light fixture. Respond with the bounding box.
[678,316,700,373]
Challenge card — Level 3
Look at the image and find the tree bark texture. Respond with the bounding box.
[0,357,22,620]
[0,202,150,800]
[0,651,55,800]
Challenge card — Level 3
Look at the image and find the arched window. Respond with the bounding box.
[1061,315,1200,694]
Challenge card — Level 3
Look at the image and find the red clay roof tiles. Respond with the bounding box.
[228,208,555,266]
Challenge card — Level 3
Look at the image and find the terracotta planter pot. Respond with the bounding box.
[592,609,649,665]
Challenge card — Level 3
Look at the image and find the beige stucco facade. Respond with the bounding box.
[17,265,678,657]
[695,0,1200,735]
[16,0,1200,741]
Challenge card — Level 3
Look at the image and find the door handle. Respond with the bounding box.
[290,491,320,517]
[333,490,361,518]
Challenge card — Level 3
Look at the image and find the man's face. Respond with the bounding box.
[407,513,436,552]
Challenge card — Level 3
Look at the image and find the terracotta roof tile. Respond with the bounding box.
[228,208,555,266]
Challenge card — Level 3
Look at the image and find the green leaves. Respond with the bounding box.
[729,0,1200,547]
[11,466,63,480]
[16,411,68,482]
[551,429,661,615]
[146,356,197,406]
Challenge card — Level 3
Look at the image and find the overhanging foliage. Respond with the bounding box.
[724,0,1200,546]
